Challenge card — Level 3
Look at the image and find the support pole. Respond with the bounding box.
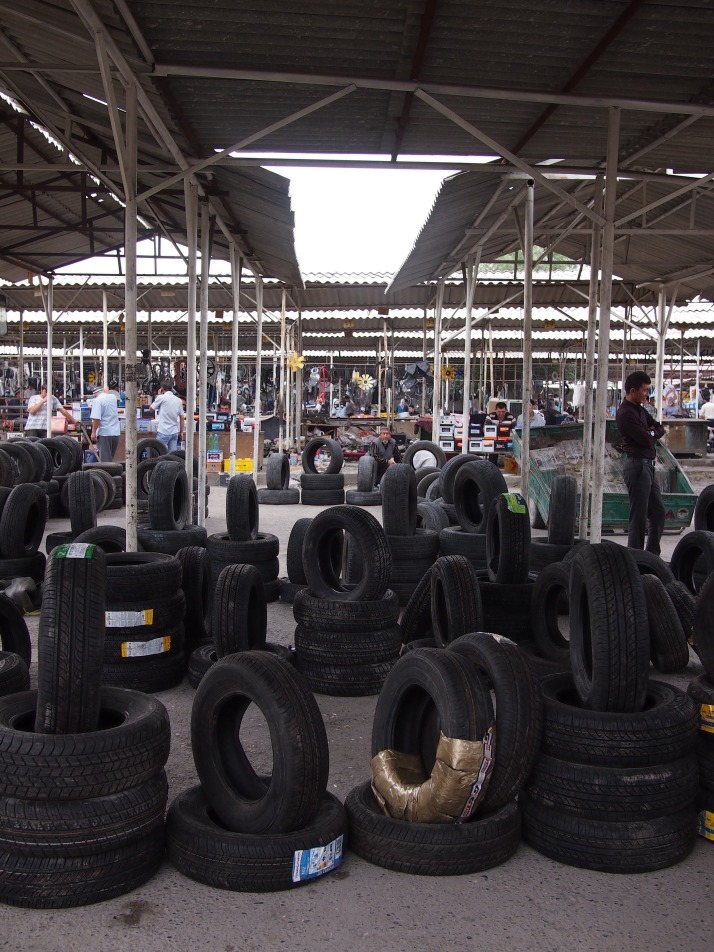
[63,335,67,401]
[432,280,445,440]
[520,180,534,498]
[45,277,53,437]
[197,202,210,527]
[286,324,292,453]
[461,252,480,453]
[184,179,198,488]
[124,83,139,552]
[253,276,264,477]
[18,311,24,429]
[79,325,84,401]
[278,288,286,451]
[696,338,701,418]
[229,247,242,472]
[102,289,109,386]
[654,288,667,418]
[590,107,621,545]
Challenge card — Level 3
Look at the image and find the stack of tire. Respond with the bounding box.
[0,594,32,697]
[294,506,400,696]
[398,555,483,652]
[4,436,67,519]
[102,552,187,692]
[0,542,170,907]
[82,461,124,512]
[0,479,48,586]
[137,459,207,555]
[381,464,439,605]
[521,541,700,872]
[137,442,209,523]
[166,651,348,891]
[345,454,381,506]
[439,458,507,573]
[431,452,483,525]
[259,453,299,504]
[688,574,714,843]
[300,438,345,506]
[46,469,98,552]
[345,633,542,875]
[206,474,280,602]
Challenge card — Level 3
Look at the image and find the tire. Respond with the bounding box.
[698,735,714,791]
[387,527,439,562]
[137,437,168,461]
[73,524,127,553]
[528,494,547,529]
[0,483,47,558]
[212,564,267,657]
[265,453,290,490]
[206,532,279,565]
[176,546,212,651]
[105,552,182,601]
[439,526,488,567]
[520,793,696,873]
[279,578,304,603]
[101,647,187,694]
[147,460,188,531]
[430,556,483,648]
[165,449,199,476]
[257,488,300,505]
[569,542,649,713]
[517,640,572,680]
[300,473,345,490]
[191,651,329,834]
[671,530,714,595]
[666,580,697,645]
[540,673,698,765]
[453,461,507,534]
[0,687,170,799]
[303,506,391,602]
[547,474,577,545]
[399,567,434,644]
[136,458,162,500]
[0,452,13,490]
[286,518,313,584]
[83,461,123,477]
[103,595,185,651]
[295,624,401,664]
[694,484,714,531]
[0,594,31,665]
[24,441,53,482]
[448,632,543,810]
[529,538,577,574]
[424,477,443,501]
[292,588,400,633]
[531,562,571,663]
[302,438,343,475]
[296,656,396,696]
[345,782,520,876]
[381,464,417,536]
[476,573,535,643]
[0,552,46,583]
[416,471,441,498]
[1,441,37,484]
[402,440,447,470]
[226,474,259,541]
[166,787,347,892]
[87,468,116,512]
[486,492,530,584]
[692,572,714,678]
[38,438,77,477]
[187,642,217,688]
[0,651,30,696]
[640,574,690,673]
[357,454,377,491]
[416,500,450,533]
[400,637,438,655]
[300,489,345,506]
[345,490,382,506]
[35,543,106,734]
[67,470,96,536]
[137,524,208,555]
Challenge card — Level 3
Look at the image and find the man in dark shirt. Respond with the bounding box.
[368,425,402,485]
[616,371,666,555]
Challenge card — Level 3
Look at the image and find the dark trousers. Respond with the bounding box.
[623,456,665,555]
[375,459,389,485]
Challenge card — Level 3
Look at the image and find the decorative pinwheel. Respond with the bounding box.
[357,373,375,390]
[287,353,305,372]
[441,365,457,381]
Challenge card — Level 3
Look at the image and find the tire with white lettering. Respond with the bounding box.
[166,787,347,892]
[103,594,186,655]
[0,651,30,696]
[265,453,290,490]
[448,632,543,810]
[101,639,186,693]
[345,782,520,875]
[192,651,329,834]
[302,438,343,475]
[0,483,47,558]
[547,474,577,545]
[212,564,267,657]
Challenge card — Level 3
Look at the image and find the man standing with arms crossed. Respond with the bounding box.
[616,371,666,555]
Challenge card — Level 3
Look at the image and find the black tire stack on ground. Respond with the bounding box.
[381,464,437,605]
[345,638,539,874]
[0,481,48,584]
[0,542,170,907]
[521,542,700,872]
[137,459,207,555]
[166,651,348,891]
[102,552,187,692]
[0,593,31,696]
[300,438,345,506]
[136,452,209,523]
[688,578,714,842]
[439,460,507,573]
[345,453,381,506]
[207,474,280,602]
[294,506,398,695]
[528,475,581,575]
[259,453,299,504]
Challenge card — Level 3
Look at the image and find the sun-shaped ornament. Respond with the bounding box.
[441,365,457,381]
[287,353,305,372]
[357,374,375,390]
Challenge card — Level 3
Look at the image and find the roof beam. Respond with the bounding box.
[389,0,439,162]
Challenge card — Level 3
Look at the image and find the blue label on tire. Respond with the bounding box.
[291,835,344,882]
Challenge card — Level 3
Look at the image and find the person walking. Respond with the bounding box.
[90,385,120,462]
[151,380,185,453]
[616,371,666,555]
[368,425,402,486]
[24,385,77,438]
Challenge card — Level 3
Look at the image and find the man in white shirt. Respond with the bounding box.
[701,395,714,422]
[516,399,545,428]
[24,385,77,438]
[90,386,120,461]
[151,380,185,452]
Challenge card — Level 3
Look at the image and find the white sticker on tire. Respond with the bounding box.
[291,834,344,882]
[105,609,154,628]
[120,635,170,658]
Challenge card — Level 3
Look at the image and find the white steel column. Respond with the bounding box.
[520,181,534,498]
[45,277,53,437]
[461,252,479,454]
[124,82,139,551]
[579,180,603,539]
[63,336,67,401]
[253,276,264,476]
[432,279,445,439]
[184,179,198,487]
[654,288,668,418]
[696,339,701,418]
[590,107,621,545]
[286,324,292,453]
[229,246,242,472]
[102,290,109,385]
[278,288,286,452]
[79,325,84,400]
[197,202,210,526]
[18,311,24,429]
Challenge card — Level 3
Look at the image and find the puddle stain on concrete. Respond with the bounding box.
[112,900,154,926]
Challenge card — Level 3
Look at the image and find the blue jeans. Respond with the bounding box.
[158,432,179,453]
[623,456,665,555]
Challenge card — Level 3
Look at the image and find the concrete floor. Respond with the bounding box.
[5,477,712,952]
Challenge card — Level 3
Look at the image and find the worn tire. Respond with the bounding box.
[402,440,447,470]
[265,453,290,490]
[485,492,530,584]
[257,488,300,505]
[670,530,714,595]
[302,438,343,475]
[0,484,47,558]
[357,454,377,491]
[380,464,417,536]
[453,461,507,534]
[67,471,96,536]
[430,556,483,648]
[641,574,690,673]
[547,474,577,545]
[212,564,267,657]
[531,562,571,663]
[345,490,382,506]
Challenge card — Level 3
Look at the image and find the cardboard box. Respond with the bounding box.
[206,460,223,474]
[223,458,253,473]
